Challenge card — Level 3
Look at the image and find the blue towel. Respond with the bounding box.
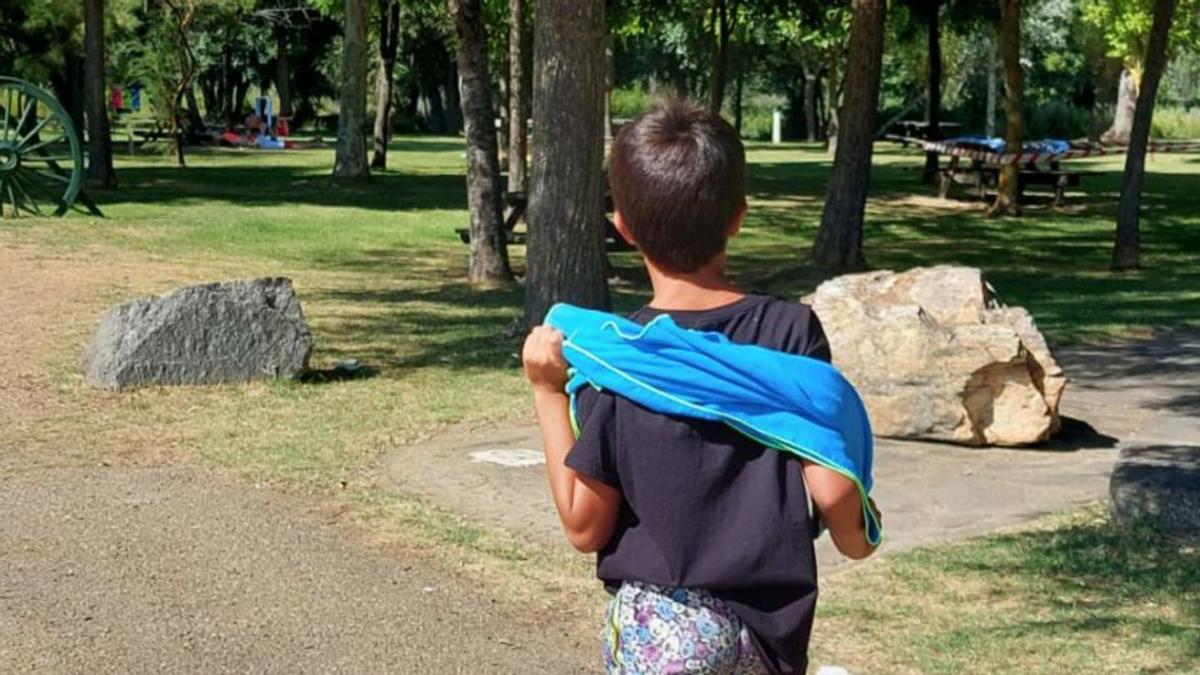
[544,303,881,545]
[948,135,1071,156]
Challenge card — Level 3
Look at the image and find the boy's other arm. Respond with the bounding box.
[523,327,622,553]
[801,461,880,560]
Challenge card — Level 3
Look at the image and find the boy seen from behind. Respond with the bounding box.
[523,98,880,675]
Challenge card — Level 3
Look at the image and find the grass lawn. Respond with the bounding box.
[2,137,1198,673]
[6,137,1196,483]
[814,505,1200,674]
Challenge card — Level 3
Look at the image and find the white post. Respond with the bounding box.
[772,109,783,144]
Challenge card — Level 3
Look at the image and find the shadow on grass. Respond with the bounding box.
[82,144,1200,362]
[309,279,526,372]
[95,164,468,212]
[930,514,1200,663]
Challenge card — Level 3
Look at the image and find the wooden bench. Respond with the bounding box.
[118,116,164,152]
[456,190,634,252]
[937,156,1085,206]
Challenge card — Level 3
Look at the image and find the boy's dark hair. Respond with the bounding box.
[607,98,746,273]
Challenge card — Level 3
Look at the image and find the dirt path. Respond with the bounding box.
[0,242,199,471]
[0,242,595,672]
[0,464,591,674]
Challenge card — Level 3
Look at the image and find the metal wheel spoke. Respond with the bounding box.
[21,154,72,163]
[0,178,7,217]
[17,168,57,200]
[17,114,54,148]
[1,88,11,141]
[31,169,70,184]
[21,135,67,155]
[14,94,34,136]
[9,174,42,215]
[5,181,17,217]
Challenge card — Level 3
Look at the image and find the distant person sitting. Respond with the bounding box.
[243,110,264,137]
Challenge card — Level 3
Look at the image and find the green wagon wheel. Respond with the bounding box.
[0,77,85,218]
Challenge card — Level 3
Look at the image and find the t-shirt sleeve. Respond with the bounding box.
[564,386,622,489]
[780,304,832,363]
[800,308,832,363]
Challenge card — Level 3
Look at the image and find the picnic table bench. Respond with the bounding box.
[937,155,1086,206]
[118,115,164,151]
[456,190,634,252]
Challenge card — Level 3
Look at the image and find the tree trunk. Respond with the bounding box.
[220,46,234,129]
[732,41,744,134]
[276,28,291,118]
[444,66,463,135]
[233,79,250,123]
[604,34,614,141]
[986,37,997,137]
[810,0,885,272]
[165,0,198,168]
[1113,0,1176,270]
[427,82,447,133]
[51,55,86,142]
[824,47,842,154]
[922,0,942,183]
[989,0,1023,217]
[803,70,819,142]
[185,86,205,134]
[199,76,217,120]
[1103,67,1140,144]
[371,0,400,170]
[84,0,117,189]
[707,0,733,115]
[450,0,515,286]
[334,0,370,179]
[507,0,531,192]
[524,0,610,325]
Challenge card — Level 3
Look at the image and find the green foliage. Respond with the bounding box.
[610,86,650,118]
[1161,50,1200,106]
[1026,101,1096,138]
[1081,0,1200,69]
[1150,105,1200,137]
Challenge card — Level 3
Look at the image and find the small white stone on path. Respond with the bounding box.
[816,667,852,675]
[468,449,545,468]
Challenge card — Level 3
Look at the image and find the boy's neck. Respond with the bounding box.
[645,254,745,312]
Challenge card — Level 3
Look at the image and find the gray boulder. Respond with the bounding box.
[1110,445,1200,539]
[83,278,313,389]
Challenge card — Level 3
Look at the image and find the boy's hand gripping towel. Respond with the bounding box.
[545,303,881,546]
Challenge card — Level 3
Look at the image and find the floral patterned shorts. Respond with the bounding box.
[602,581,770,675]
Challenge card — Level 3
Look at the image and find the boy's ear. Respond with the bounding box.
[613,211,638,247]
[727,202,747,238]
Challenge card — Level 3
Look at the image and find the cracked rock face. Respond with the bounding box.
[83,278,313,389]
[805,265,1064,446]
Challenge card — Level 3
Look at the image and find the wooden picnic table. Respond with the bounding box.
[456,191,634,251]
[937,154,1087,206]
[893,120,963,145]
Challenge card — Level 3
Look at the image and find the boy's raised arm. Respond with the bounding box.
[523,326,622,553]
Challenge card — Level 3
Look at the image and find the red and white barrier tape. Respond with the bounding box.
[889,135,1200,165]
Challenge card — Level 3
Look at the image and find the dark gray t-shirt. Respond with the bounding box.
[565,294,831,675]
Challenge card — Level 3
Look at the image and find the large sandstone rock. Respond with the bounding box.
[805,265,1064,446]
[83,278,313,389]
[1110,445,1200,539]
